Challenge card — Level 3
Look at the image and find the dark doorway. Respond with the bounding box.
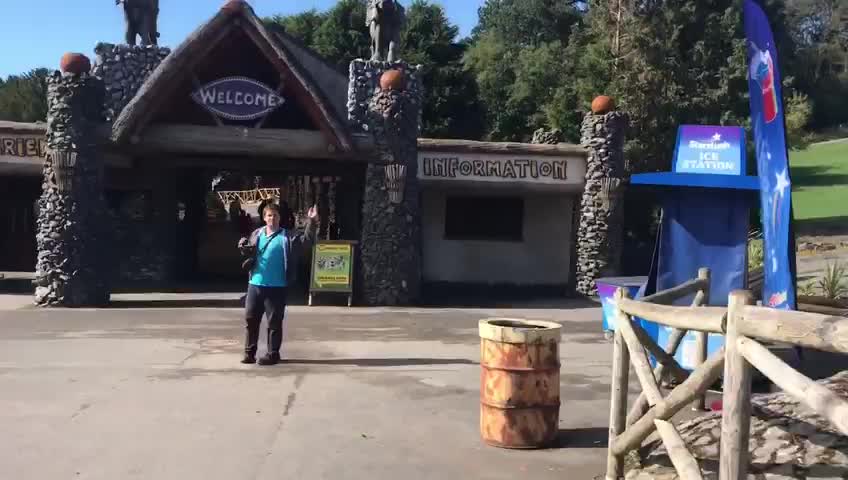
[0,177,41,272]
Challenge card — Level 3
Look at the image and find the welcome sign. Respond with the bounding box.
[191,77,285,121]
[673,125,745,176]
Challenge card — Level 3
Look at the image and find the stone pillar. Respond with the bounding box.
[92,43,170,122]
[34,54,111,307]
[575,98,628,296]
[348,60,423,306]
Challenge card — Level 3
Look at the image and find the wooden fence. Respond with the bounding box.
[606,269,848,480]
[216,188,281,208]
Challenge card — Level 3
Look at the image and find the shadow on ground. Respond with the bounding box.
[283,358,477,367]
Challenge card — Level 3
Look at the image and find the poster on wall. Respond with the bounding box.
[309,241,357,307]
[744,0,797,310]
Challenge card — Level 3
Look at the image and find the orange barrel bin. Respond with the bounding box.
[479,318,562,448]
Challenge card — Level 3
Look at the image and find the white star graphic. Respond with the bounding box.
[774,169,790,198]
[771,250,778,273]
[767,152,772,160]
[712,133,722,141]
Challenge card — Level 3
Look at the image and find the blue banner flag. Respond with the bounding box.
[743,0,797,309]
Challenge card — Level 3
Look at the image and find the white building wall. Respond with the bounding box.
[421,189,574,285]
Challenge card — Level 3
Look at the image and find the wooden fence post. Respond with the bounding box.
[607,289,631,480]
[693,267,711,411]
[719,290,754,480]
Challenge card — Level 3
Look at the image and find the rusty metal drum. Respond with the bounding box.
[479,318,562,449]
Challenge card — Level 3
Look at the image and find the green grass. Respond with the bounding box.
[789,140,848,229]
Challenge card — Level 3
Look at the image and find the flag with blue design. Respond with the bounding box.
[744,0,797,310]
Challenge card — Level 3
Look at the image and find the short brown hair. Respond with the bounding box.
[262,202,280,216]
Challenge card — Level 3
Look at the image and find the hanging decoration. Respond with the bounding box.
[51,150,78,193]
[384,164,406,204]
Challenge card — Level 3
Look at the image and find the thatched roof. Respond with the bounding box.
[111,0,353,152]
[0,121,47,135]
[417,138,587,158]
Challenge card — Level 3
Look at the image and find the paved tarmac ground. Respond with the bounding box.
[0,301,614,480]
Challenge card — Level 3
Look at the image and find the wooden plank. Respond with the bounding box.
[606,326,630,479]
[738,305,848,354]
[719,290,755,480]
[737,336,848,436]
[641,277,708,305]
[611,347,725,456]
[798,295,848,310]
[626,328,688,427]
[654,419,704,480]
[0,120,47,134]
[133,124,375,160]
[693,267,711,411]
[617,299,725,333]
[417,137,587,158]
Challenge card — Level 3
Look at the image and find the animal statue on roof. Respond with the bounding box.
[116,0,160,46]
[366,0,406,62]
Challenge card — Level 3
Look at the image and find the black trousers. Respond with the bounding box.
[244,284,288,356]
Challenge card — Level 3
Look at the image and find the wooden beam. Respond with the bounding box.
[641,277,709,305]
[654,419,704,480]
[737,336,848,436]
[629,320,689,384]
[719,290,755,480]
[627,327,688,427]
[611,347,726,456]
[606,327,630,480]
[693,267,711,411]
[738,305,848,354]
[617,299,725,334]
[616,291,663,406]
[132,124,375,160]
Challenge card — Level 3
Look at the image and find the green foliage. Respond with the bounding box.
[265,0,484,139]
[784,90,814,150]
[818,261,848,299]
[464,0,584,141]
[0,68,49,122]
[797,279,818,296]
[748,239,765,271]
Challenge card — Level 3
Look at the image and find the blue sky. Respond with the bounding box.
[0,0,484,78]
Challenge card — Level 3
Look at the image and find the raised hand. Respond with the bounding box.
[307,205,318,219]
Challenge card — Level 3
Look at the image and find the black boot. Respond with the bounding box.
[258,352,280,366]
[241,354,256,364]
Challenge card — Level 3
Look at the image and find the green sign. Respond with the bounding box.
[310,241,356,293]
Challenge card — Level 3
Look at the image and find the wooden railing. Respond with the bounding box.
[606,271,848,480]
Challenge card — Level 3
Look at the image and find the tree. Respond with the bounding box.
[266,0,484,139]
[465,0,585,141]
[0,69,49,123]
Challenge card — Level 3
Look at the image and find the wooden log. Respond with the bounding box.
[611,347,725,456]
[617,299,725,333]
[606,327,631,480]
[629,322,690,384]
[626,328,688,427]
[132,124,375,160]
[798,295,848,310]
[719,290,755,480]
[737,337,848,436]
[618,311,664,407]
[654,419,705,480]
[693,268,711,411]
[738,305,848,354]
[641,278,708,305]
[797,302,848,316]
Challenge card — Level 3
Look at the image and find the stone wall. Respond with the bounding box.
[34,68,111,307]
[575,111,628,296]
[349,60,424,305]
[92,43,170,122]
[628,371,848,479]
